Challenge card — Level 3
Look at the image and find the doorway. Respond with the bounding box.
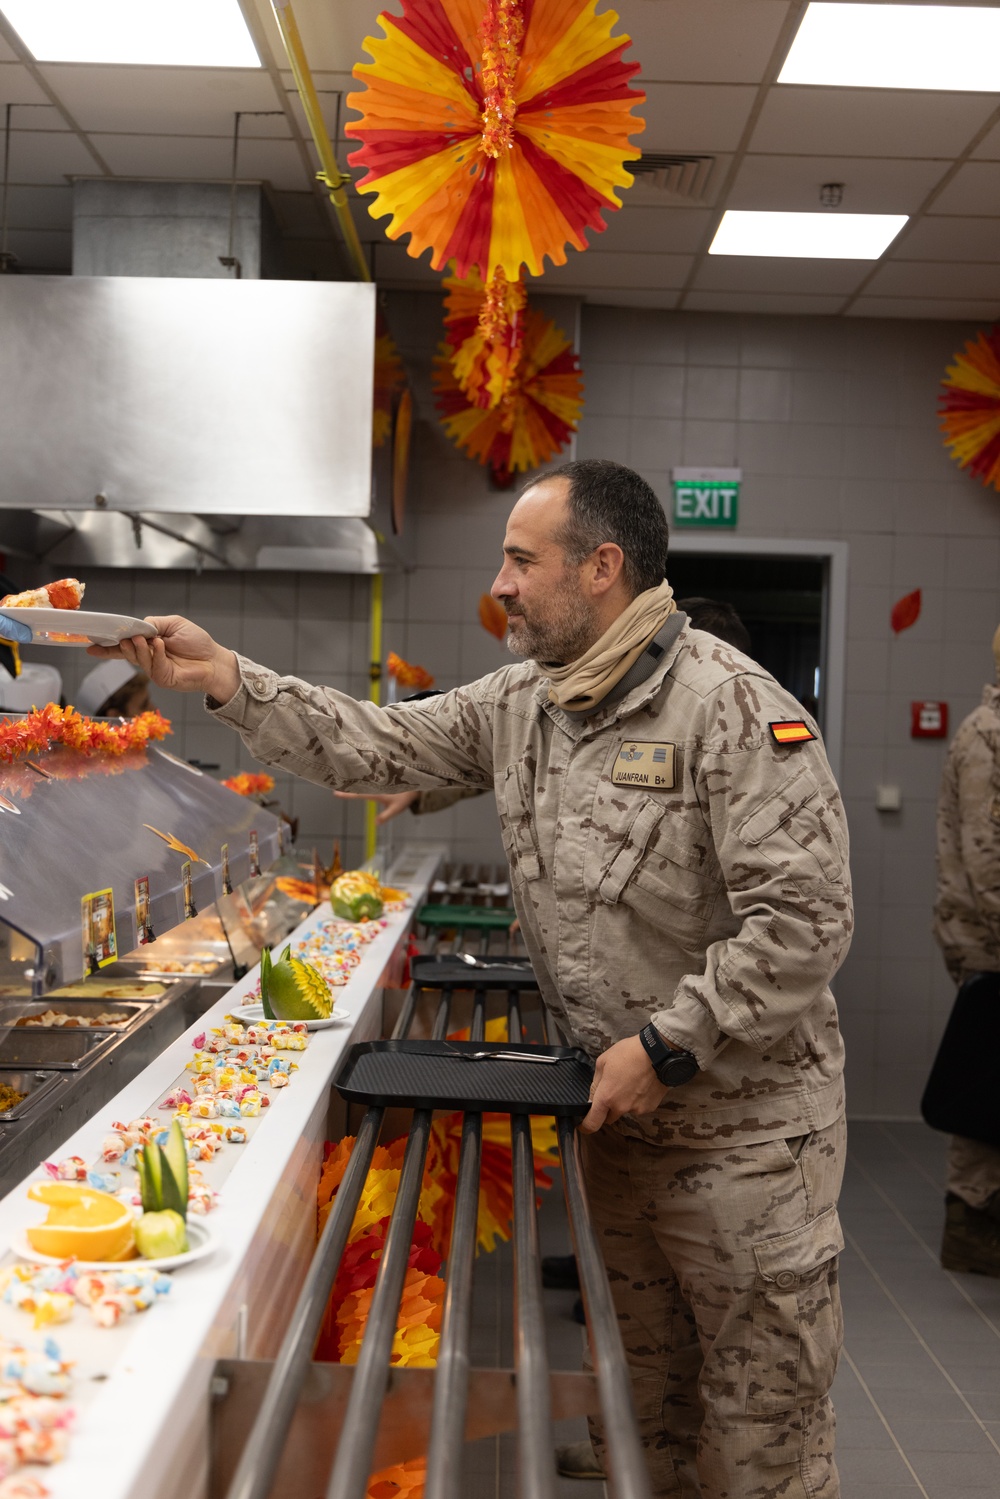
[669,536,848,778]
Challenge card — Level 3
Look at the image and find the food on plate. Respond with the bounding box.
[330,871,384,922]
[0,1084,26,1113]
[135,1119,189,1225]
[143,956,216,974]
[0,579,84,611]
[15,1010,131,1029]
[260,944,333,1021]
[25,1183,136,1263]
[134,1209,187,1260]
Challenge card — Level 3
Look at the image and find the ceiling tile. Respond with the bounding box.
[685,290,845,314]
[89,133,234,178]
[588,205,713,255]
[39,64,286,136]
[0,60,50,104]
[529,252,694,291]
[729,155,942,214]
[620,1,788,83]
[639,83,754,153]
[899,216,1000,262]
[847,296,1000,320]
[272,0,399,76]
[863,260,1000,300]
[228,137,310,192]
[751,87,996,158]
[7,128,99,183]
[930,161,1000,216]
[694,256,866,294]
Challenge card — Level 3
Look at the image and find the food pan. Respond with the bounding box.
[0,1069,66,1121]
[335,1039,593,1117]
[0,1000,148,1030]
[410,954,537,991]
[0,1027,117,1071]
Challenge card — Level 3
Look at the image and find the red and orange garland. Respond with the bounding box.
[0,703,171,766]
[387,652,435,691]
[220,772,275,798]
[479,0,523,160]
[940,326,1000,492]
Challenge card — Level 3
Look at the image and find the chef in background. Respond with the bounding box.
[75,660,153,719]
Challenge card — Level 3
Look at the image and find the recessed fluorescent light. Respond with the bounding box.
[0,0,260,67]
[709,211,907,259]
[779,3,1000,91]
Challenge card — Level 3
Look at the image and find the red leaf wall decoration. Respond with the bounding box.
[891,589,922,634]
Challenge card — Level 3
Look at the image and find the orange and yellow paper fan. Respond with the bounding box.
[373,312,406,448]
[434,304,583,483]
[940,326,1000,492]
[443,265,527,409]
[346,0,645,283]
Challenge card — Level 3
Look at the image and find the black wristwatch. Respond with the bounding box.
[639,1024,699,1087]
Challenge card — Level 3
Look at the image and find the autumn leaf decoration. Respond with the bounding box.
[479,594,507,640]
[890,590,921,635]
[143,825,210,866]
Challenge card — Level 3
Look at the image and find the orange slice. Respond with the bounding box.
[26,1182,137,1262]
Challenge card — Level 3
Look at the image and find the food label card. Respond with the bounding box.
[221,843,232,897]
[182,860,197,920]
[82,888,117,973]
[134,875,155,945]
[249,830,261,879]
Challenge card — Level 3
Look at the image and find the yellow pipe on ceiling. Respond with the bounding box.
[269,0,371,283]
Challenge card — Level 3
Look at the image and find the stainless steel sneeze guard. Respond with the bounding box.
[212,966,652,1499]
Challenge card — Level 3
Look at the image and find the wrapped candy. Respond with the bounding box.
[100,1132,127,1162]
[224,1126,247,1144]
[160,1088,192,1110]
[190,1098,218,1119]
[188,1053,216,1075]
[47,1157,87,1182]
[29,1295,74,1332]
[216,1098,241,1118]
[239,1095,261,1118]
[270,1072,290,1090]
[273,1031,307,1051]
[86,1170,120,1194]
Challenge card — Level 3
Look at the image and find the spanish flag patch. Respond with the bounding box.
[769,720,816,746]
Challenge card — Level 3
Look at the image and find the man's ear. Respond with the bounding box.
[590,542,625,595]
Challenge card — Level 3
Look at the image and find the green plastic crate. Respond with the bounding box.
[417,902,517,930]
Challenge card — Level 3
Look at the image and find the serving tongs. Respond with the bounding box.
[422,1041,560,1065]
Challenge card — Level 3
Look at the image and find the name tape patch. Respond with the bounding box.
[769,720,816,746]
[612,741,676,788]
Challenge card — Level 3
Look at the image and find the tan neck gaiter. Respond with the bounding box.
[545,579,677,713]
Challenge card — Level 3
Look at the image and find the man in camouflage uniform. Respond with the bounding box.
[70,459,853,1498]
[933,627,1000,1275]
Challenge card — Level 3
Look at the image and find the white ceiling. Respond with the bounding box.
[0,0,998,318]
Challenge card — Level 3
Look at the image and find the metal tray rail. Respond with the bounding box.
[214,965,650,1499]
[0,1027,118,1071]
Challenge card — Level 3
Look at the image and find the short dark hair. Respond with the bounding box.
[530,459,669,598]
[677,597,751,654]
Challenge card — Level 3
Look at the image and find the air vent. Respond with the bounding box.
[626,153,715,201]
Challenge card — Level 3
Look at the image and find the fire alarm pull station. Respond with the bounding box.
[911,701,948,739]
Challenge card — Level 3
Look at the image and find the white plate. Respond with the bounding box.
[10,1215,216,1272]
[236,1002,350,1029]
[0,607,157,648]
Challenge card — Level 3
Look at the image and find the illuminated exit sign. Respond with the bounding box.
[671,468,741,528]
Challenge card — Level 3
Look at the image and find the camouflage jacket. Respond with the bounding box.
[212,627,852,1145]
[934,685,1000,982]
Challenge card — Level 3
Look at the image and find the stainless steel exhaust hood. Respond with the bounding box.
[0,277,376,519]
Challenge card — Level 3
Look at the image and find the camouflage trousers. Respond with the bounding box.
[947,1135,1000,1209]
[581,1116,846,1499]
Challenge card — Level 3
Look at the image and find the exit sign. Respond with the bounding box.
[671,468,741,528]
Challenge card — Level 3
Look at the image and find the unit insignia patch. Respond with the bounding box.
[769,720,817,746]
[612,742,676,788]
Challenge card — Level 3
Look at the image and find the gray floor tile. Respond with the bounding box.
[885,1418,997,1454]
[909,1448,1000,1487]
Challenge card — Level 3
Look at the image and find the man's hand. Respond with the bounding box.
[334,790,420,825]
[86,615,240,702]
[579,1035,667,1135]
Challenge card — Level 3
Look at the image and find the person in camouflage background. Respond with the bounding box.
[72,459,854,1498]
[933,627,1000,1276]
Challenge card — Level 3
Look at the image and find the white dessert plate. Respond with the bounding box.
[0,607,158,648]
[10,1215,216,1272]
[236,1003,350,1029]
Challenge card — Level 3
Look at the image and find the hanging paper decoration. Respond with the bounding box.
[0,703,171,766]
[392,387,414,535]
[345,0,645,283]
[435,305,583,484]
[373,314,406,449]
[891,589,922,635]
[387,652,435,690]
[479,593,508,640]
[940,327,1000,492]
[220,772,275,798]
[442,265,527,411]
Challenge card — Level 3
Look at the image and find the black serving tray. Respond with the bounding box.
[410,954,538,990]
[335,1039,593,1117]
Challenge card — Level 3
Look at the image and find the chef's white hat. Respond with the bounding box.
[75,659,139,716]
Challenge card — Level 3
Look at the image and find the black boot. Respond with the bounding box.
[941,1192,1000,1276]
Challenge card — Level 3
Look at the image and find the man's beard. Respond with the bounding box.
[505,579,599,664]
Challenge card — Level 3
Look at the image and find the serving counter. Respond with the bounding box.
[0,843,445,1499]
